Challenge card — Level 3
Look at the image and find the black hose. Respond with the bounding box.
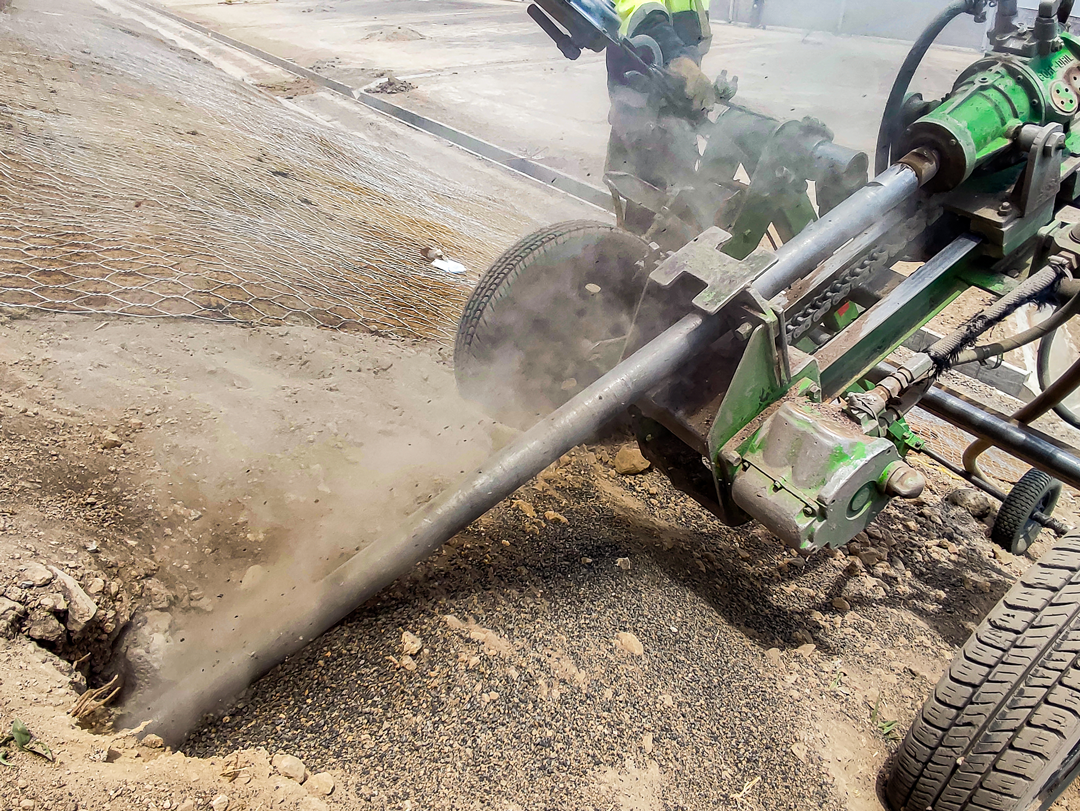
[1038,329,1080,429]
[927,264,1062,370]
[875,1,968,175]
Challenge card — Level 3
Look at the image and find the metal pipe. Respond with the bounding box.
[756,164,921,301]
[963,352,1080,478]
[141,311,723,737]
[921,386,1080,490]
[917,444,1070,534]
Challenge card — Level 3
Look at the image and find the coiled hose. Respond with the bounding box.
[1038,322,1080,430]
[875,1,969,175]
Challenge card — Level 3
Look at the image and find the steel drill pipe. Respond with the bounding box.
[142,163,924,737]
[755,164,920,299]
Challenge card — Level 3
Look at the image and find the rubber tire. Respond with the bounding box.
[887,531,1080,811]
[454,221,650,428]
[991,469,1063,556]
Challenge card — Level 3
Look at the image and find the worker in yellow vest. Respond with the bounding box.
[610,0,714,110]
[606,0,715,229]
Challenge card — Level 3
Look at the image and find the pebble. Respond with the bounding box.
[177,801,195,811]
[141,733,165,749]
[306,772,335,796]
[831,597,850,612]
[210,795,229,811]
[401,631,422,656]
[615,632,644,656]
[613,446,650,476]
[21,561,53,586]
[20,800,35,810]
[100,432,123,449]
[272,752,307,783]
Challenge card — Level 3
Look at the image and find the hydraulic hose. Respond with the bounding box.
[927,264,1064,369]
[1038,330,1080,429]
[954,273,1080,365]
[875,1,968,176]
[964,352,1080,479]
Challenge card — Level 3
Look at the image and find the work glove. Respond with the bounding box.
[668,56,717,113]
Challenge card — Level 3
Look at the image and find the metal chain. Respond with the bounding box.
[785,207,932,343]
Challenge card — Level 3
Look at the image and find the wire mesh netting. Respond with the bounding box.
[0,3,543,340]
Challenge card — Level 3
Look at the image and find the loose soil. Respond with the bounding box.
[0,310,1078,811]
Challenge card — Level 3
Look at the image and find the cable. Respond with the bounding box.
[875,1,968,175]
[953,275,1080,365]
[1038,329,1080,429]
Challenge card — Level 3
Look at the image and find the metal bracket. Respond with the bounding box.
[1019,123,1066,216]
[649,227,776,315]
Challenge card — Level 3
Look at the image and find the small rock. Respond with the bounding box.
[141,733,164,749]
[20,800,35,810]
[512,500,536,519]
[21,562,53,586]
[210,796,229,811]
[791,742,808,763]
[100,432,123,449]
[400,654,417,671]
[26,610,64,643]
[47,566,97,632]
[615,631,644,656]
[86,578,105,596]
[831,597,851,612]
[858,549,884,567]
[641,733,654,754]
[38,592,67,613]
[615,557,631,571]
[614,446,651,476]
[306,772,335,796]
[795,643,817,658]
[177,801,195,811]
[298,798,327,811]
[946,487,993,519]
[544,510,568,524]
[240,566,266,591]
[272,753,307,783]
[401,631,422,656]
[764,648,783,666]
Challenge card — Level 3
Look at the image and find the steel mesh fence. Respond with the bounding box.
[0,6,536,340]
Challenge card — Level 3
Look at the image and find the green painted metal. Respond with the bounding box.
[901,34,1080,190]
[818,268,968,401]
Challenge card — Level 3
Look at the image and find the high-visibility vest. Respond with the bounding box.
[615,0,711,53]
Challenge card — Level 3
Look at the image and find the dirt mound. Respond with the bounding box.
[370,74,416,94]
[362,25,425,41]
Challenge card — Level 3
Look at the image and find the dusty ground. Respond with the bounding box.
[0,309,1076,811]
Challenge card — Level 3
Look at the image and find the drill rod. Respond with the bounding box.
[144,164,921,737]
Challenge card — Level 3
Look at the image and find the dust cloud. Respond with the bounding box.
[37,318,505,740]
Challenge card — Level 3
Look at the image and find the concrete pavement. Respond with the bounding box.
[149,0,982,182]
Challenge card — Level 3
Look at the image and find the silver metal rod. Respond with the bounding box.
[756,164,921,301]
[142,312,723,736]
[920,386,1080,491]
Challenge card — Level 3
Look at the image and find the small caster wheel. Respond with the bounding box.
[990,468,1062,555]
